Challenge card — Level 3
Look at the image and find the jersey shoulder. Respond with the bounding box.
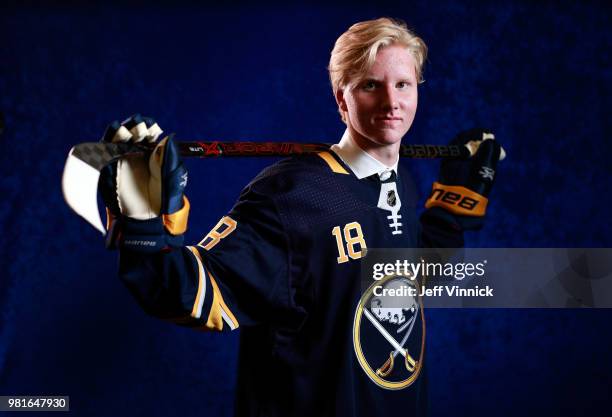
[240,153,371,232]
[245,152,352,196]
[397,162,420,208]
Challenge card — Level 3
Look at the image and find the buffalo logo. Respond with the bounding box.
[353,275,425,390]
[387,190,397,207]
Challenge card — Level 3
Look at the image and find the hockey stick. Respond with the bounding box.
[67,140,474,172]
[62,139,505,234]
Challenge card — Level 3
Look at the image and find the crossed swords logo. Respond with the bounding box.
[353,276,424,390]
[363,304,419,376]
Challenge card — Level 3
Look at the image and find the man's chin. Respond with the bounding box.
[367,131,405,146]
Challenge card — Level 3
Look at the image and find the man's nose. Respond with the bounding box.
[381,84,399,111]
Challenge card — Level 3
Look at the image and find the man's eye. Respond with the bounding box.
[362,81,376,91]
[397,81,411,89]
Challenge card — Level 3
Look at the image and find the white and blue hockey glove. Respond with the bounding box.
[99,115,190,251]
[423,128,503,231]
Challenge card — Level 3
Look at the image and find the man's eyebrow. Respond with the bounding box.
[398,72,417,80]
[356,74,416,85]
[362,73,416,80]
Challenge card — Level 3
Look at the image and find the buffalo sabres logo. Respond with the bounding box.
[353,275,425,390]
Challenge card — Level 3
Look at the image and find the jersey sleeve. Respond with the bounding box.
[419,207,465,248]
[117,178,307,332]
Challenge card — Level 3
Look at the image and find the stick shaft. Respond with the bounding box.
[174,141,468,159]
[69,140,470,173]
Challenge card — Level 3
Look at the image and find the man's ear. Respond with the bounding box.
[335,88,348,112]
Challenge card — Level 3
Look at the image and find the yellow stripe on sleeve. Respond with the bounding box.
[187,246,206,319]
[187,246,239,331]
[206,269,239,331]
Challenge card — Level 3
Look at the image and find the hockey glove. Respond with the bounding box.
[99,114,190,252]
[423,128,503,231]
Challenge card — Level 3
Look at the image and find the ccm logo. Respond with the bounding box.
[430,188,479,210]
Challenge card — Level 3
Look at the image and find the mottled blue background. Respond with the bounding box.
[1,1,611,416]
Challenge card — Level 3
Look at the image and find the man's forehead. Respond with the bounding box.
[362,64,417,80]
[365,46,417,78]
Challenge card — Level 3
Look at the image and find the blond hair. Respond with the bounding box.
[328,18,428,121]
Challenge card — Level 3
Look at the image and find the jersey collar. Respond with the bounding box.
[330,129,399,180]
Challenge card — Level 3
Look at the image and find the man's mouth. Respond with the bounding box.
[375,116,403,124]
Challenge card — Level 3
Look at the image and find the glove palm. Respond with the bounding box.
[99,115,189,250]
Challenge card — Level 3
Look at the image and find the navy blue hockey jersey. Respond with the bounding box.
[118,149,462,417]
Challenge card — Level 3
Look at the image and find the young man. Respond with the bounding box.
[100,18,501,417]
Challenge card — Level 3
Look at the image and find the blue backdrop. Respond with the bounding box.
[1,1,611,416]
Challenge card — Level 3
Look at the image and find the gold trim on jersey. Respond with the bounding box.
[187,246,207,319]
[317,151,349,175]
[188,247,239,331]
[187,246,239,331]
[206,269,239,331]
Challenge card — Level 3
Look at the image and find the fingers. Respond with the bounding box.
[143,117,163,142]
[458,129,506,161]
[102,114,163,144]
[452,128,492,144]
[463,131,494,157]
[472,134,506,161]
[99,114,166,221]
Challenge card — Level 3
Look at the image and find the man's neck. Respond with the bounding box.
[348,127,401,167]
